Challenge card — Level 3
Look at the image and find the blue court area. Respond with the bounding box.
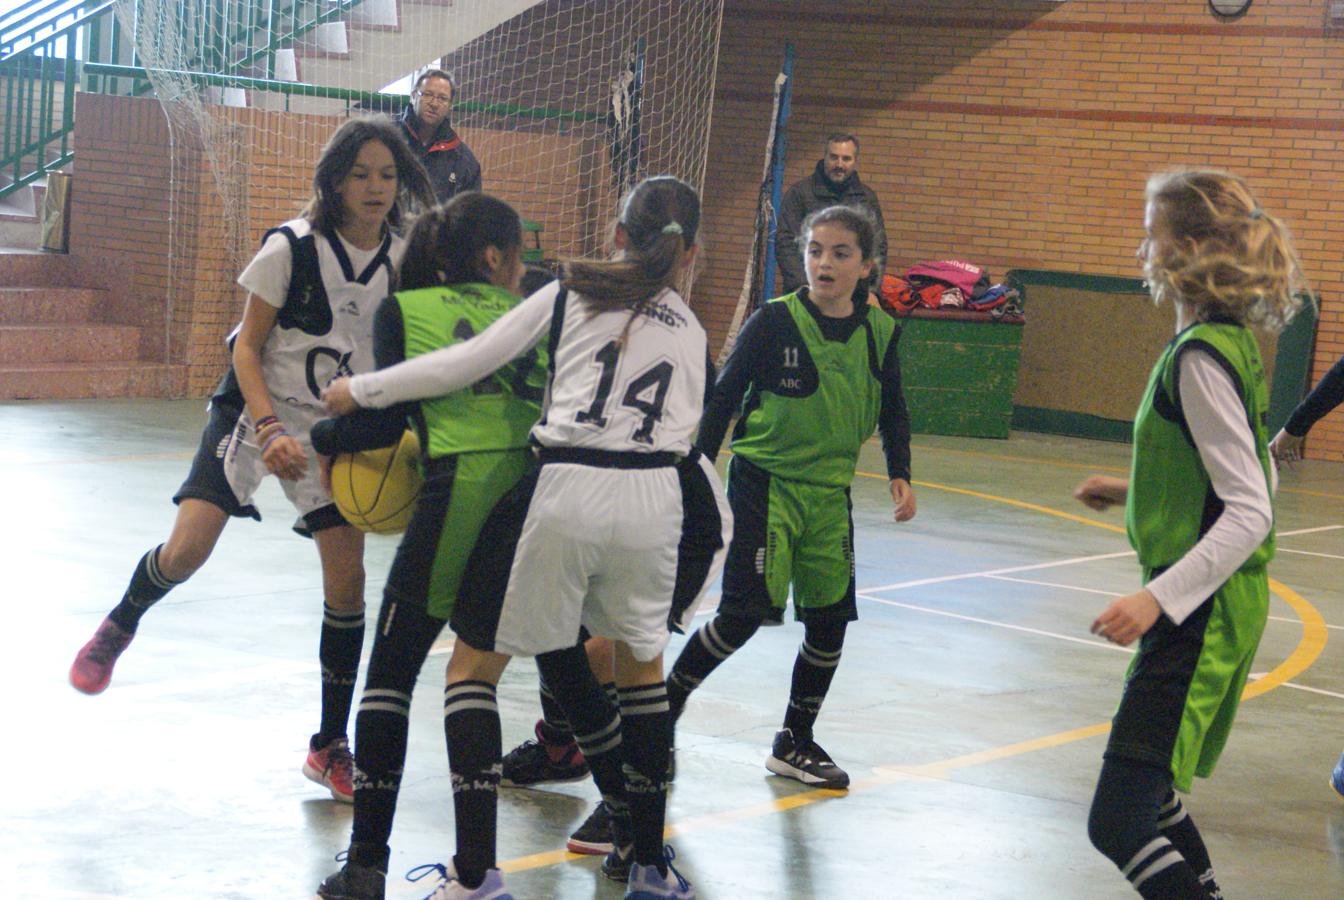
[3,399,1342,898]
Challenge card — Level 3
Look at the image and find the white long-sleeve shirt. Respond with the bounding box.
[1145,347,1276,625]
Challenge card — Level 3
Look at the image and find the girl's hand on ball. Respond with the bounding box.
[264,433,308,481]
[322,378,359,415]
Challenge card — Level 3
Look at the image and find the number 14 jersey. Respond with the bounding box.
[347,279,712,457]
[534,282,710,455]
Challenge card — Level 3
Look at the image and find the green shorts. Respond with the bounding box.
[382,448,533,620]
[717,455,857,625]
[1105,565,1269,791]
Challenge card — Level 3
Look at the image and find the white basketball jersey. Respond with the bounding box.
[233,218,404,439]
[532,286,708,455]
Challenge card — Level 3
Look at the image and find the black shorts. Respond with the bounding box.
[172,397,345,537]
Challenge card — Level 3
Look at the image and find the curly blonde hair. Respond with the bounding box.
[1143,167,1309,333]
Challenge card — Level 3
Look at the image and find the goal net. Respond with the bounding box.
[109,0,724,385]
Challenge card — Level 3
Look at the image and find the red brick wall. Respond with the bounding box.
[699,0,1344,460]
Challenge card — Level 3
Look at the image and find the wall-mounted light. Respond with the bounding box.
[1209,0,1252,17]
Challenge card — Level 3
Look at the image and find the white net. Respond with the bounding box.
[110,0,724,387]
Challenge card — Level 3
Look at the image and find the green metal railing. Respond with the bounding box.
[0,0,371,201]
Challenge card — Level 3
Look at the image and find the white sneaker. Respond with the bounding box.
[625,845,695,899]
[406,862,513,900]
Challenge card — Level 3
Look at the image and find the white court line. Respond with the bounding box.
[862,550,1136,593]
[1249,673,1344,700]
[1268,614,1344,632]
[1277,548,1344,561]
[984,574,1123,597]
[857,592,1133,654]
[1278,524,1344,536]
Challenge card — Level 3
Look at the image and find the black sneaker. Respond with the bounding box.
[501,718,589,787]
[600,843,634,883]
[764,728,850,789]
[566,800,614,855]
[317,860,386,899]
[599,806,635,882]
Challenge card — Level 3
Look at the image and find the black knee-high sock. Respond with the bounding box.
[1088,756,1207,899]
[667,613,760,716]
[537,645,625,807]
[445,680,501,890]
[1157,791,1220,897]
[537,675,573,742]
[619,682,671,872]
[315,604,365,747]
[108,545,182,633]
[349,602,444,866]
[782,620,847,740]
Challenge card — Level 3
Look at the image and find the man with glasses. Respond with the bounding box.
[399,69,481,204]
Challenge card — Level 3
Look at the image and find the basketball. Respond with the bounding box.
[329,430,423,534]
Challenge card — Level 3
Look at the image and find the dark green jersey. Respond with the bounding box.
[720,292,900,488]
[1126,320,1275,571]
[396,283,548,457]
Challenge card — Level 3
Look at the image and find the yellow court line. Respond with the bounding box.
[897,439,1344,500]
[500,476,1327,875]
[855,466,1128,534]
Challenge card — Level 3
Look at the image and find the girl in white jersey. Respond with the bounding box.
[68,118,434,806]
[325,176,731,900]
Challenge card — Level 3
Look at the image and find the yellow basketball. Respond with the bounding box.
[330,430,423,534]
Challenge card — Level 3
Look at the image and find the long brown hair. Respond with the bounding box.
[302,116,434,235]
[562,176,700,312]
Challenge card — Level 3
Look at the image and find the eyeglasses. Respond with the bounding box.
[415,90,452,105]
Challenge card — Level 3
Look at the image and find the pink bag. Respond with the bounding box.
[906,260,990,299]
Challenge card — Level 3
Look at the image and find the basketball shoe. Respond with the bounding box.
[500,719,588,786]
[304,736,355,802]
[406,862,513,900]
[317,844,388,900]
[69,617,134,694]
[1331,750,1344,799]
[600,806,636,882]
[567,800,614,855]
[625,846,695,899]
[765,728,850,790]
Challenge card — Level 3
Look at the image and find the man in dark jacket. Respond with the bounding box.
[398,68,482,204]
[775,133,887,294]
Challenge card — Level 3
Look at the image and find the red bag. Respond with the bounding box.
[879,274,919,313]
[878,274,947,314]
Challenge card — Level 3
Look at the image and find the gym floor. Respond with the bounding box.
[4,398,1342,899]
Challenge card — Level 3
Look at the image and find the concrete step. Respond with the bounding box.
[0,287,106,324]
[0,323,142,363]
[0,361,187,401]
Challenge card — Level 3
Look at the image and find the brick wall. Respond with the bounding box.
[700,0,1344,460]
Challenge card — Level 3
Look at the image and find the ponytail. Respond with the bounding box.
[562,176,701,312]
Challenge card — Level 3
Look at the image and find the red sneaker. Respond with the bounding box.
[69,618,134,695]
[304,737,355,802]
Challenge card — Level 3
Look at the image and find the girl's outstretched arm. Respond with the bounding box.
[327,285,555,412]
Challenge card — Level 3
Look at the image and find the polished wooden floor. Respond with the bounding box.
[3,399,1342,899]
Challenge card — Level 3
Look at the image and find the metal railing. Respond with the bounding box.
[0,0,371,201]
